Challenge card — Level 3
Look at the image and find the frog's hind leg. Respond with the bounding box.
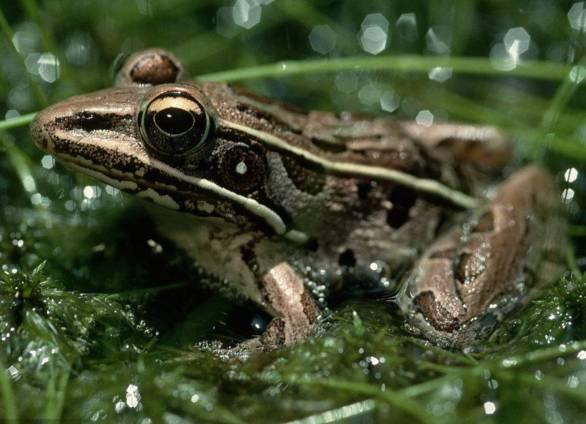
[401,165,565,347]
[401,122,514,173]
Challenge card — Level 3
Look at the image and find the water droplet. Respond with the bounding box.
[359,14,389,55]
[126,384,141,408]
[232,0,262,29]
[426,27,451,55]
[395,13,418,42]
[562,188,575,202]
[503,27,531,60]
[428,66,453,82]
[41,155,55,170]
[37,53,60,83]
[309,25,337,55]
[569,65,586,84]
[216,7,240,38]
[483,401,497,415]
[5,110,20,120]
[415,110,434,126]
[379,89,400,112]
[568,2,586,32]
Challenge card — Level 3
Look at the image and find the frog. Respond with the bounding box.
[30,48,565,348]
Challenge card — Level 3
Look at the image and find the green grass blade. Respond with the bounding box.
[198,55,572,83]
[20,0,76,88]
[43,369,70,420]
[0,8,47,106]
[296,378,435,424]
[0,357,19,422]
[0,132,38,194]
[541,58,586,130]
[0,112,36,131]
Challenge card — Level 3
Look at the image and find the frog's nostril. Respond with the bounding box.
[78,111,114,132]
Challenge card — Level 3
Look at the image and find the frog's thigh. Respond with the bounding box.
[259,262,319,346]
[402,165,565,346]
[402,122,513,170]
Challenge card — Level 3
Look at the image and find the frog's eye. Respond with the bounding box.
[139,92,212,156]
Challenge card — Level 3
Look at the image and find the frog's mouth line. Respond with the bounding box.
[41,127,310,244]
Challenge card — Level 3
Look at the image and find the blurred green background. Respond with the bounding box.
[0,0,586,422]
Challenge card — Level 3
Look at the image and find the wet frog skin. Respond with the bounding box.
[30,49,565,348]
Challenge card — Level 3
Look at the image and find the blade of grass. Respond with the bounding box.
[566,242,583,279]
[407,338,479,366]
[398,374,457,398]
[0,112,36,131]
[0,357,18,422]
[541,60,586,130]
[570,225,586,237]
[198,55,572,83]
[494,340,586,369]
[19,0,76,88]
[494,370,586,402]
[543,135,586,162]
[295,378,435,424]
[43,369,70,420]
[0,132,37,194]
[0,8,46,106]
[286,399,376,424]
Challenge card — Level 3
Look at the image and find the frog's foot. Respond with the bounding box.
[401,165,565,347]
[249,262,319,349]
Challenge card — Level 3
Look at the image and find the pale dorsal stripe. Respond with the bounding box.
[219,119,479,209]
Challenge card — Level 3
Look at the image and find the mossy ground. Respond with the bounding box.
[0,1,585,422]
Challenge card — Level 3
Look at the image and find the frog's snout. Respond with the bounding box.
[30,109,53,151]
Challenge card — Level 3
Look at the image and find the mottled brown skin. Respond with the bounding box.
[404,166,565,345]
[30,48,565,349]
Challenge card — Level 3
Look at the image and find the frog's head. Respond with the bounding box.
[31,49,309,244]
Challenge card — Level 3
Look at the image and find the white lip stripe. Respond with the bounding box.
[53,133,309,243]
[219,119,479,209]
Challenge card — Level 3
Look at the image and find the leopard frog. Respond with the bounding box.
[30,49,565,347]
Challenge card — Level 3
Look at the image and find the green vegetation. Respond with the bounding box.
[0,1,585,422]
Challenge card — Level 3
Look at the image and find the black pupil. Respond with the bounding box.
[154,107,194,136]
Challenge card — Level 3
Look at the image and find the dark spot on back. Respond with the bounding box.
[305,238,319,252]
[281,156,325,195]
[357,181,373,201]
[338,248,356,267]
[386,186,417,229]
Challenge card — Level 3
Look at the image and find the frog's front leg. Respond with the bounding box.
[258,262,319,347]
[401,165,565,346]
